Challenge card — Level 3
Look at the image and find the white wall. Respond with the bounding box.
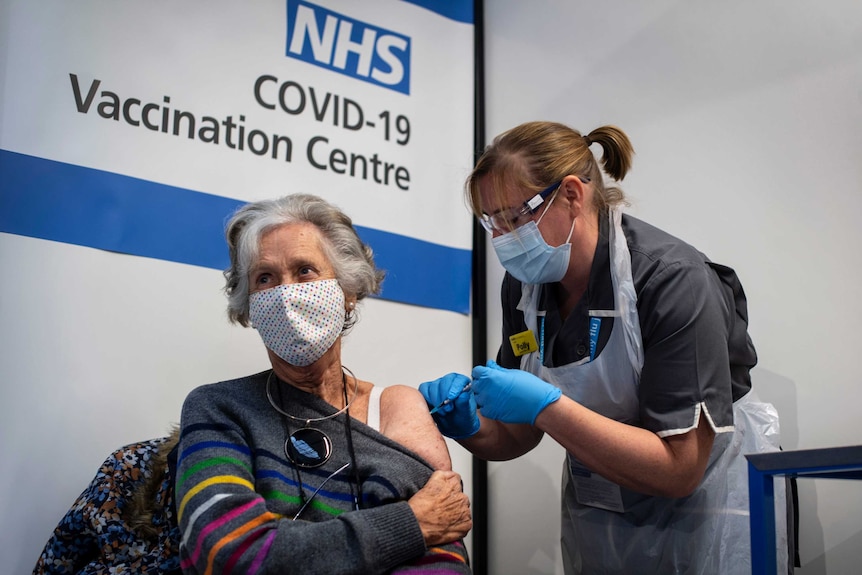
[483,1,862,573]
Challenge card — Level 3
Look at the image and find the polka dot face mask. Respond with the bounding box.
[249,279,346,367]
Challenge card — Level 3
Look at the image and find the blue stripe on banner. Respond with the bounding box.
[402,0,473,23]
[0,149,471,314]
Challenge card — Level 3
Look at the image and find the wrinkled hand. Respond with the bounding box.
[419,373,480,439]
[408,470,472,546]
[471,360,562,425]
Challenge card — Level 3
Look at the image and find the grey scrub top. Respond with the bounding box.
[497,212,757,434]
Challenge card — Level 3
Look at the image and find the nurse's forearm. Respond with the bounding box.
[534,395,714,498]
[458,415,544,461]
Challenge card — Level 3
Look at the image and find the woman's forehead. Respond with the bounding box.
[258,223,326,258]
[479,175,526,211]
[261,221,318,240]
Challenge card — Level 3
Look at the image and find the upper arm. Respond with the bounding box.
[662,411,716,495]
[637,261,736,433]
[176,388,259,527]
[379,385,452,470]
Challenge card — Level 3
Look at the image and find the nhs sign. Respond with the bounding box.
[286,1,412,95]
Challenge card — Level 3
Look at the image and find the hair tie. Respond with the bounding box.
[583,135,593,146]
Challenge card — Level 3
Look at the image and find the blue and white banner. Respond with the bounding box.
[0,0,474,313]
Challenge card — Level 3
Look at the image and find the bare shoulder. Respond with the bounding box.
[379,384,438,430]
[380,384,429,411]
[379,385,452,470]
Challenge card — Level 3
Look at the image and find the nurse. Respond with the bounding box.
[420,121,786,574]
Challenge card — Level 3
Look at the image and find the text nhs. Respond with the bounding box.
[286,1,411,95]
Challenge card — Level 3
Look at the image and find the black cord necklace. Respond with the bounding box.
[343,390,363,511]
[267,368,362,518]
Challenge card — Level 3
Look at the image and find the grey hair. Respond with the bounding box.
[223,193,385,328]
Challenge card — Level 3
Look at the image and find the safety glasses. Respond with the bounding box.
[478,176,591,234]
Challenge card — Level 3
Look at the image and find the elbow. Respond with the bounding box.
[655,469,705,499]
[654,418,714,498]
[460,421,543,461]
[663,482,698,500]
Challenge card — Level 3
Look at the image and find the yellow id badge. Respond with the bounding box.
[509,330,539,357]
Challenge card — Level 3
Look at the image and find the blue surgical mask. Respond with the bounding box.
[491,203,575,285]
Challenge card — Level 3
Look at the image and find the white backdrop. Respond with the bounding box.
[0,1,476,573]
[482,1,862,574]
[0,0,474,312]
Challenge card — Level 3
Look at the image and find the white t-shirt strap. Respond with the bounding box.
[366,385,383,432]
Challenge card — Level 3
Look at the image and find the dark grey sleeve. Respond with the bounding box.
[497,273,527,369]
[636,260,737,434]
[262,503,427,574]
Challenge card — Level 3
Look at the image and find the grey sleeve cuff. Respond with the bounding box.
[359,501,426,568]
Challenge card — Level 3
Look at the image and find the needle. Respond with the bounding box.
[429,384,472,414]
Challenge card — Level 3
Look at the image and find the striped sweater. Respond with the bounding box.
[176,370,470,574]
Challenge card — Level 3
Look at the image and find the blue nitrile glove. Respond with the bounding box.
[470,360,562,425]
[419,373,480,439]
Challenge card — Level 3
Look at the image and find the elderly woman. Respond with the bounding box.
[176,194,472,574]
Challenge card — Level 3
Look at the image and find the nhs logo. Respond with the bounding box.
[286,1,412,95]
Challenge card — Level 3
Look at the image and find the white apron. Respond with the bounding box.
[518,208,787,575]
